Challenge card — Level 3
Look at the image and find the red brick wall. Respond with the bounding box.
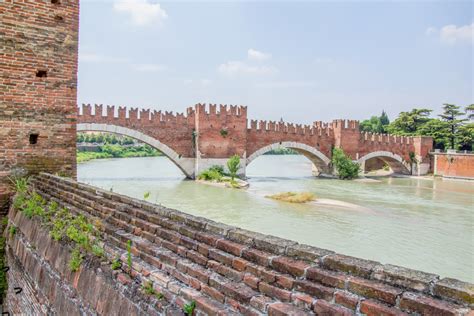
[0,0,79,210]
[434,153,474,179]
[195,104,248,158]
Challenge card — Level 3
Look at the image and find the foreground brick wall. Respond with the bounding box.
[0,0,79,211]
[6,173,472,315]
[433,153,474,179]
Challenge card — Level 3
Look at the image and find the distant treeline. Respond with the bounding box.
[359,104,473,151]
[264,148,299,155]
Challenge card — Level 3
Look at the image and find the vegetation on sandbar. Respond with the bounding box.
[332,148,360,180]
[197,155,245,188]
[266,192,316,203]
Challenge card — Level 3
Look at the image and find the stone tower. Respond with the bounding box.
[0,0,80,211]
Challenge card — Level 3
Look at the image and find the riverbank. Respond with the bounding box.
[77,144,161,163]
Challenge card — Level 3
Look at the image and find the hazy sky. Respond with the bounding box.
[78,0,473,123]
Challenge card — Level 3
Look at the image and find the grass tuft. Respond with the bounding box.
[266,192,316,203]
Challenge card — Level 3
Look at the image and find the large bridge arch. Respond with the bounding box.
[77,123,195,178]
[358,151,411,175]
[246,141,332,175]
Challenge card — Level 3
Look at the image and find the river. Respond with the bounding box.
[78,155,474,282]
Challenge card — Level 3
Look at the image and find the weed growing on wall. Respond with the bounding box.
[183,300,196,315]
[111,258,122,270]
[0,217,8,304]
[127,240,132,270]
[10,178,105,272]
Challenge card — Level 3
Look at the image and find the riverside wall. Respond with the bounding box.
[3,173,473,315]
[432,153,474,180]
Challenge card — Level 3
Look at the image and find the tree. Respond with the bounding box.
[457,123,474,151]
[417,119,449,150]
[438,104,466,149]
[226,155,240,180]
[466,104,474,120]
[359,111,390,133]
[332,148,360,180]
[386,109,432,135]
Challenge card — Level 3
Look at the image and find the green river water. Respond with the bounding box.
[78,155,474,282]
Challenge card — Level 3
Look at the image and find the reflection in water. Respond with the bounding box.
[78,155,474,282]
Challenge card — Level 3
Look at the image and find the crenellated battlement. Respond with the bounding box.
[78,104,195,125]
[195,103,247,118]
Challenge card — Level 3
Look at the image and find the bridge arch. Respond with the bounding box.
[358,151,411,175]
[77,123,195,178]
[246,141,331,175]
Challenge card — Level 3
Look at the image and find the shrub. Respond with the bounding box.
[332,148,360,180]
[69,246,83,272]
[8,225,16,238]
[266,192,316,203]
[226,155,240,180]
[198,169,222,181]
[127,240,132,269]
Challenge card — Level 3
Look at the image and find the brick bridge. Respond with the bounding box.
[77,104,433,178]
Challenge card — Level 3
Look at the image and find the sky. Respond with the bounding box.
[78,0,473,123]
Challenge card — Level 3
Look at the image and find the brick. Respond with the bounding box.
[242,248,273,267]
[334,291,359,310]
[399,292,465,316]
[250,295,274,312]
[433,278,474,306]
[306,266,347,289]
[222,282,258,303]
[286,244,334,261]
[243,274,260,290]
[268,302,312,316]
[313,299,353,316]
[195,295,227,315]
[276,275,294,290]
[323,254,380,278]
[294,280,334,300]
[348,277,402,305]
[202,284,226,303]
[259,282,292,302]
[372,264,438,293]
[360,300,408,316]
[232,257,248,272]
[291,293,314,309]
[209,248,234,266]
[271,256,310,277]
[216,239,247,256]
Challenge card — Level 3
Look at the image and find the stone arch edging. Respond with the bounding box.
[77,123,195,178]
[357,151,411,174]
[246,141,331,171]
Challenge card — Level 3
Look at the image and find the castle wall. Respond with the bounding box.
[433,153,474,179]
[0,0,80,211]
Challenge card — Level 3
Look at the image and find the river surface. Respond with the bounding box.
[78,155,474,282]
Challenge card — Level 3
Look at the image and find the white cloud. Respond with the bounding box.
[218,61,278,76]
[79,53,128,63]
[247,49,271,61]
[113,0,167,26]
[426,23,473,45]
[132,63,166,72]
[184,79,212,86]
[255,81,318,88]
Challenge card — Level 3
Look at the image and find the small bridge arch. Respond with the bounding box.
[246,141,332,175]
[358,151,411,175]
[77,123,195,178]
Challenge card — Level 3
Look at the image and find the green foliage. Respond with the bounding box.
[220,129,228,137]
[9,225,16,238]
[77,143,161,163]
[458,123,474,151]
[264,147,299,155]
[183,300,196,315]
[142,281,159,296]
[198,169,223,181]
[332,148,360,180]
[439,104,467,149]
[466,104,474,120]
[127,240,132,269]
[227,155,240,180]
[360,111,390,133]
[111,258,122,270]
[143,191,151,200]
[69,246,83,272]
[386,108,432,135]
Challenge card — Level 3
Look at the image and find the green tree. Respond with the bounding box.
[386,109,432,135]
[465,104,474,120]
[226,155,240,180]
[332,148,360,180]
[438,104,466,149]
[457,123,474,151]
[417,119,449,150]
[360,111,390,133]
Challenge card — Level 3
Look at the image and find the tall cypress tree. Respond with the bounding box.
[439,104,466,149]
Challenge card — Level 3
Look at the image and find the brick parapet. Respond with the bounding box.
[8,173,471,315]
